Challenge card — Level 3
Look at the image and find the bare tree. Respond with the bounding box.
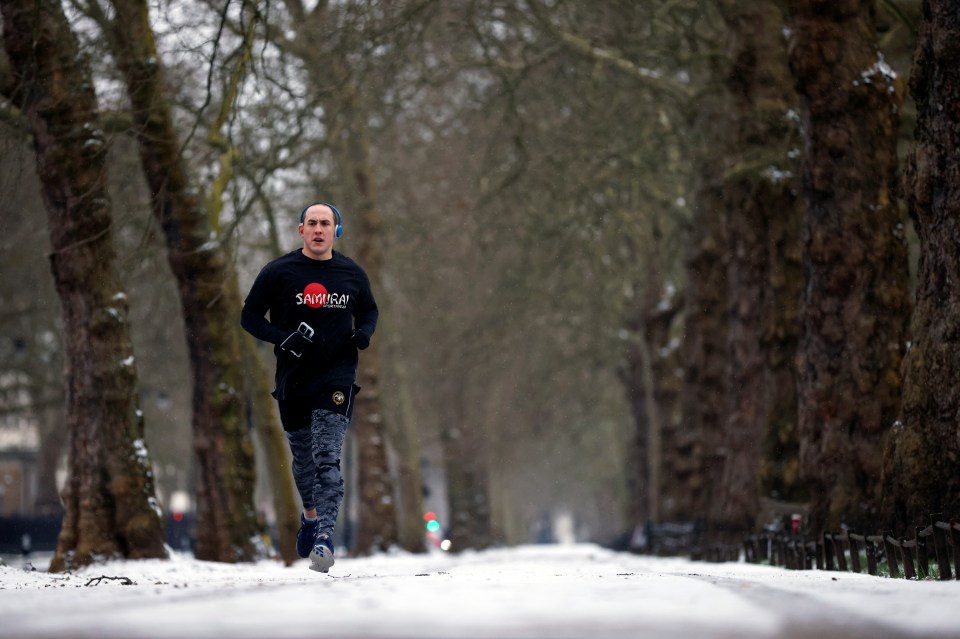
[0,0,166,570]
[786,0,911,532]
[882,0,960,528]
[100,0,263,562]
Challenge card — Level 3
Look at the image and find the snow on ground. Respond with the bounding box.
[1,544,958,639]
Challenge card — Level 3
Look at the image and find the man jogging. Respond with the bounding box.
[240,202,378,573]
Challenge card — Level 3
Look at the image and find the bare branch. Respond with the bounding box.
[207,1,260,232]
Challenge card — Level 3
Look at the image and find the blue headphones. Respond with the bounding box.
[299,202,343,238]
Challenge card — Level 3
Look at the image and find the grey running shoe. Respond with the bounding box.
[309,534,335,573]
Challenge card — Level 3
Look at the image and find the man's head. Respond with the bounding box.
[299,202,343,233]
[299,203,341,261]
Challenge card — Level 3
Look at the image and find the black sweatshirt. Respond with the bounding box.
[240,249,378,401]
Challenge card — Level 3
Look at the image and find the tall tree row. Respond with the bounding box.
[0,0,167,570]
[6,0,960,563]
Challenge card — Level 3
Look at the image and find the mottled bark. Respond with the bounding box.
[106,0,261,562]
[709,2,803,536]
[759,188,804,506]
[786,0,911,532]
[882,0,960,528]
[0,0,166,570]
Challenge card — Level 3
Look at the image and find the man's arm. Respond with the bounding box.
[240,303,286,345]
[240,265,287,345]
[350,275,379,350]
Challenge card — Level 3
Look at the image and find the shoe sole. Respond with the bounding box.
[309,548,335,573]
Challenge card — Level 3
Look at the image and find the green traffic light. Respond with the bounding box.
[426,519,441,533]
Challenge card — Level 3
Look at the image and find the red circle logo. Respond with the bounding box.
[302,282,327,308]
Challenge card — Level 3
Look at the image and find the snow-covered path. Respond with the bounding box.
[1,544,957,638]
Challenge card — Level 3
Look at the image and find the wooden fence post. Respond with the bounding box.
[742,513,959,580]
[848,533,862,573]
[931,514,952,581]
[823,532,836,571]
[951,521,960,581]
[916,525,930,578]
[883,532,901,578]
[834,532,848,572]
[901,537,916,580]
[865,536,879,576]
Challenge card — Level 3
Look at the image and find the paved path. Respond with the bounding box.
[2,545,958,638]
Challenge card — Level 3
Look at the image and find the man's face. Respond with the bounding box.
[299,205,336,260]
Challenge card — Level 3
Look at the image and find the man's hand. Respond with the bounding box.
[350,329,371,350]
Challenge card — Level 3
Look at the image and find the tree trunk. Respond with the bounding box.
[759,190,805,507]
[882,0,960,529]
[620,331,654,529]
[709,2,804,537]
[106,0,262,562]
[645,299,685,527]
[328,77,402,554]
[443,405,495,551]
[681,72,731,524]
[388,358,429,552]
[0,0,166,571]
[620,286,679,528]
[241,334,300,565]
[786,0,911,532]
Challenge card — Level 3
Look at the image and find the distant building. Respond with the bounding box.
[0,371,40,516]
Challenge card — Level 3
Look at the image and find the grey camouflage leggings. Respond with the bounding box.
[286,409,350,534]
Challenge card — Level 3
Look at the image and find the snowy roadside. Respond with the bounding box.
[1,544,958,639]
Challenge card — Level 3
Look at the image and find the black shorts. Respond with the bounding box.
[277,384,359,432]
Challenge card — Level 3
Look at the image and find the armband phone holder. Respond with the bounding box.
[280,322,315,357]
